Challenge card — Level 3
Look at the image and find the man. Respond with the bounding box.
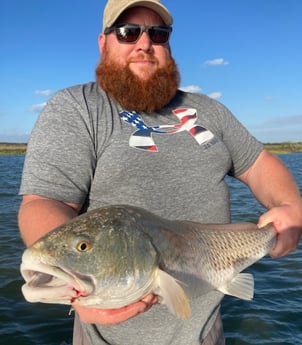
[18,0,302,344]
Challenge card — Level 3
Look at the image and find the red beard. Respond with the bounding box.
[95,53,180,113]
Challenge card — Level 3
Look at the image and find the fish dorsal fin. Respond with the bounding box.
[157,269,191,319]
[218,273,254,300]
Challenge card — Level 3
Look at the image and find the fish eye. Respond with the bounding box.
[76,240,91,252]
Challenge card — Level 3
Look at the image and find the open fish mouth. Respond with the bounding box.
[21,257,94,305]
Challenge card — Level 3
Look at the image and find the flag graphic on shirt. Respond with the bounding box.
[119,108,216,152]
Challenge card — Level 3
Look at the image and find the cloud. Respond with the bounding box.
[248,114,302,142]
[180,85,202,93]
[264,96,273,101]
[35,89,52,97]
[179,86,222,99]
[204,58,229,66]
[249,114,302,130]
[29,102,47,113]
[207,92,222,100]
[28,89,51,113]
[0,130,30,143]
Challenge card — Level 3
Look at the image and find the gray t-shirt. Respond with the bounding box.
[20,82,263,345]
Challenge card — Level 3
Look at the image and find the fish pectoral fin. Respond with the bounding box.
[218,273,254,300]
[157,269,191,320]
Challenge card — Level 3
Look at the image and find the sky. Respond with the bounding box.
[1,0,302,143]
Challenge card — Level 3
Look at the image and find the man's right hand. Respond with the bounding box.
[72,294,159,325]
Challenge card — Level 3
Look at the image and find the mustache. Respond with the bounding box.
[127,53,158,64]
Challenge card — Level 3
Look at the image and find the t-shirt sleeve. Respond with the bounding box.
[19,88,96,204]
[216,102,264,177]
[181,92,263,177]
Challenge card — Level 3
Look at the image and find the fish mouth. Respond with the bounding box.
[20,254,94,305]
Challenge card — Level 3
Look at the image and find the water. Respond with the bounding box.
[223,153,302,345]
[0,154,301,345]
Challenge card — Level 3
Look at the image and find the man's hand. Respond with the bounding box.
[238,150,302,258]
[72,294,158,325]
[258,202,302,257]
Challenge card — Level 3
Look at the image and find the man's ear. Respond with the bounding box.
[98,33,106,54]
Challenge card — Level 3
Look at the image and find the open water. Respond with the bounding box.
[0,154,301,345]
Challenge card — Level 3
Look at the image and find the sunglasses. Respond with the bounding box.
[104,24,172,45]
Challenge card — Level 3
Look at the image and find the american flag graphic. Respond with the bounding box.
[119,108,216,152]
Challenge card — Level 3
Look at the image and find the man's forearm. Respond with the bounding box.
[239,149,302,256]
[239,149,301,209]
[18,196,81,246]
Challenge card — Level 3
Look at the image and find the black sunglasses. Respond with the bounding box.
[104,23,172,45]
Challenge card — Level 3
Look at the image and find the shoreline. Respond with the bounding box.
[0,142,302,155]
[0,143,27,155]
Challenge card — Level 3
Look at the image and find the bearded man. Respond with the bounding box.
[19,1,302,345]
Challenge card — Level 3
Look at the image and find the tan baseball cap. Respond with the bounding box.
[102,0,173,32]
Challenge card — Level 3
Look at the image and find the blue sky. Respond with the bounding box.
[1,0,302,143]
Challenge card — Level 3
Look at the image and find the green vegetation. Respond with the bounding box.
[0,143,27,155]
[263,142,302,154]
[1,142,302,155]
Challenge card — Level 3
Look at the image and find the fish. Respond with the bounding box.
[20,204,277,320]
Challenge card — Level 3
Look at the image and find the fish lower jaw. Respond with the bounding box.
[21,281,88,305]
[20,265,93,305]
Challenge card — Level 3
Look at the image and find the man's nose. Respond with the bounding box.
[135,32,153,52]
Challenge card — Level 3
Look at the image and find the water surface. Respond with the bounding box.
[0,154,301,344]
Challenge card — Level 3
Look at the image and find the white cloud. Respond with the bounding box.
[29,102,47,113]
[248,114,302,142]
[35,89,52,97]
[264,96,273,101]
[207,92,222,100]
[180,86,222,99]
[0,130,30,143]
[204,58,229,66]
[180,85,202,93]
[249,114,302,130]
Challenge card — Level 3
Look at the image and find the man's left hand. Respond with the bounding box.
[258,202,302,257]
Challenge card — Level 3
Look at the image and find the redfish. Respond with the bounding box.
[21,205,276,319]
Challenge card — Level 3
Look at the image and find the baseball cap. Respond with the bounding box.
[102,0,173,32]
